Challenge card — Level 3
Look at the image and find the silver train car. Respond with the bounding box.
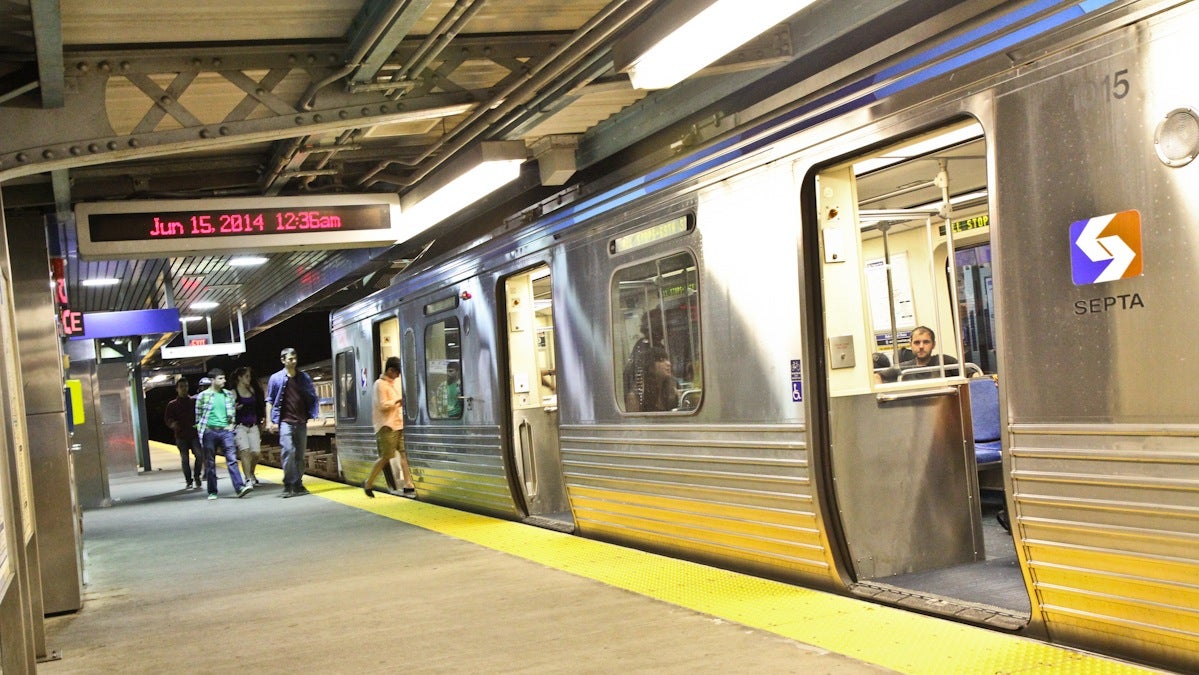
[331,1,1199,670]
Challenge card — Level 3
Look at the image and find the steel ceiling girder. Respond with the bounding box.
[0,36,563,182]
[29,0,65,108]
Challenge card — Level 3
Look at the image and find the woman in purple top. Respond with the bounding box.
[231,366,266,486]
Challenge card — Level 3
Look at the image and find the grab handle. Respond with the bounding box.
[876,386,957,402]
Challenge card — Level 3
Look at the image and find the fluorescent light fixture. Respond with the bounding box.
[190,301,219,310]
[82,277,120,287]
[400,140,527,236]
[228,256,268,267]
[617,0,817,90]
[853,125,984,176]
[179,315,203,322]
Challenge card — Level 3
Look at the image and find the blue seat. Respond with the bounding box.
[969,377,1002,466]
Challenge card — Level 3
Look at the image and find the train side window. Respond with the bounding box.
[611,250,702,414]
[402,328,418,421]
[425,317,463,419]
[335,349,357,420]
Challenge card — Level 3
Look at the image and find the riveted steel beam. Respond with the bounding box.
[30,0,65,107]
[0,35,562,181]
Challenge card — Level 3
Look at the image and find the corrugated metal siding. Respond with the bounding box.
[404,424,515,518]
[1010,425,1199,661]
[560,423,832,582]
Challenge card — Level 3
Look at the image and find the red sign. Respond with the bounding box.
[61,309,84,336]
[51,257,81,337]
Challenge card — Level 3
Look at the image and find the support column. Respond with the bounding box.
[4,208,83,616]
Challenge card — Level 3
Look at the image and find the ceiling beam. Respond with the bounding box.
[29,0,65,108]
[0,35,562,182]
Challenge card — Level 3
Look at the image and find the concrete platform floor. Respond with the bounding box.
[40,451,888,674]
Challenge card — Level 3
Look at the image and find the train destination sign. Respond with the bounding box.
[75,194,401,259]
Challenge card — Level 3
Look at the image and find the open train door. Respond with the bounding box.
[500,265,574,532]
[810,121,1028,627]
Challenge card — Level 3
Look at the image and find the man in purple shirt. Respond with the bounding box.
[266,347,319,498]
[164,378,203,489]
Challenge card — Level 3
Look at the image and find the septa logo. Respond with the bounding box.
[1069,210,1143,285]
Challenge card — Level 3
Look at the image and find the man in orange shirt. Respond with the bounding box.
[363,356,414,497]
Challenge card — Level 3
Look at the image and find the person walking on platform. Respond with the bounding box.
[364,356,414,497]
[195,369,253,500]
[267,347,318,498]
[164,377,203,489]
[231,366,265,486]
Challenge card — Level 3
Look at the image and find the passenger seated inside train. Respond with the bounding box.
[625,347,679,412]
[877,326,960,382]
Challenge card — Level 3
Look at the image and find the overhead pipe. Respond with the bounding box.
[298,0,425,111]
[392,0,487,87]
[357,0,656,188]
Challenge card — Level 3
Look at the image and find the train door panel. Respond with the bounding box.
[812,119,1028,617]
[501,265,573,531]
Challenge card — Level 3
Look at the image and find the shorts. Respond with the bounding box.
[234,424,261,456]
[375,427,402,459]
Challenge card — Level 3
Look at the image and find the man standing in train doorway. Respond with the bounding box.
[267,347,319,498]
[363,356,414,498]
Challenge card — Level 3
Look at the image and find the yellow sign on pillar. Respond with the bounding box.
[64,379,85,425]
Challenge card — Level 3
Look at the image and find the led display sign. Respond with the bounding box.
[76,194,401,259]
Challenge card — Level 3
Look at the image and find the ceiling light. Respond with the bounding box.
[228,256,268,267]
[400,141,527,237]
[190,301,219,310]
[179,316,202,322]
[82,277,120,287]
[853,125,985,176]
[615,0,817,90]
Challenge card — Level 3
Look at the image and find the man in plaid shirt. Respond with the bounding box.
[195,368,253,500]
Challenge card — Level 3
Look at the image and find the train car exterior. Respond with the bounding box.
[332,1,1199,670]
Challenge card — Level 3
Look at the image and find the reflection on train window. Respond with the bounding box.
[425,318,463,419]
[402,328,418,421]
[955,243,996,373]
[611,250,702,413]
[335,349,356,420]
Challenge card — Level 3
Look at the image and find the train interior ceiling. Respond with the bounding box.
[817,120,1022,619]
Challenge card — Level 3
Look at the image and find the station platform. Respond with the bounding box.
[40,442,1160,674]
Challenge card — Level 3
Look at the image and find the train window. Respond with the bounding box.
[612,250,702,413]
[335,349,357,420]
[402,328,418,421]
[425,318,463,419]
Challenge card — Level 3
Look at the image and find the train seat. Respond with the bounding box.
[969,376,1002,466]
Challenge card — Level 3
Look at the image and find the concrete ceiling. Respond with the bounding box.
[0,0,978,365]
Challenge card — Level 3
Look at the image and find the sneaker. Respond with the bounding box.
[207,493,218,500]
[281,490,296,499]
[293,485,310,496]
[237,485,253,498]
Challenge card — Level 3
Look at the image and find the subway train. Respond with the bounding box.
[330,1,1199,670]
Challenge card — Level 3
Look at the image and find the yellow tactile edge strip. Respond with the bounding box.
[154,443,1152,675]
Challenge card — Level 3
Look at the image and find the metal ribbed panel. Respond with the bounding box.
[404,424,515,518]
[1009,425,1199,659]
[560,423,831,582]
